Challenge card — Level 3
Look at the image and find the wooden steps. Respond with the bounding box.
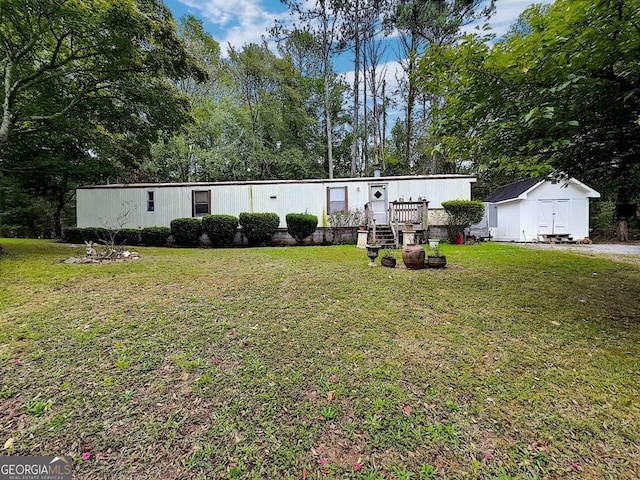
[374,225,396,247]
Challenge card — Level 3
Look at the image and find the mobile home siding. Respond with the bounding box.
[76,175,475,229]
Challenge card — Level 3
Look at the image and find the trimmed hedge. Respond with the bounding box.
[62,227,142,245]
[286,213,318,245]
[239,212,280,246]
[202,215,238,247]
[141,227,171,247]
[62,227,109,244]
[114,228,141,246]
[170,218,203,246]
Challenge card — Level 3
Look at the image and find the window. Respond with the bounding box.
[147,191,155,212]
[327,186,348,214]
[192,190,211,217]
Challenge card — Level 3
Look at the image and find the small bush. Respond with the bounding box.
[114,228,141,246]
[141,227,171,247]
[328,208,363,244]
[62,227,84,243]
[286,213,318,245]
[441,200,485,241]
[202,215,238,247]
[239,212,280,246]
[170,218,203,246]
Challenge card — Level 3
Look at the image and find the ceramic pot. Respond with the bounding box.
[402,244,425,270]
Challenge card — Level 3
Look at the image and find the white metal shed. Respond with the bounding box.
[485,176,600,242]
[76,174,476,230]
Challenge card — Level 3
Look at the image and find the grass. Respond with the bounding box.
[0,239,639,479]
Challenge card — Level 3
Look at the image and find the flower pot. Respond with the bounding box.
[426,255,447,269]
[428,239,440,249]
[402,244,425,270]
[381,256,396,268]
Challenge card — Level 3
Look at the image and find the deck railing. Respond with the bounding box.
[389,200,428,229]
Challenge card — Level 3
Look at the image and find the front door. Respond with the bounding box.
[369,184,388,224]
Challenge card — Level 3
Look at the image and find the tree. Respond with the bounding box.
[0,1,206,239]
[424,0,640,240]
[391,0,494,173]
[277,0,344,178]
[0,0,205,148]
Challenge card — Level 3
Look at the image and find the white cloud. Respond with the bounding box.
[462,0,554,38]
[177,0,292,55]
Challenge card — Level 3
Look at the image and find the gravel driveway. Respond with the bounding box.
[521,243,640,256]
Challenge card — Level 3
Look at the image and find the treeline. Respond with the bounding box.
[1,0,638,239]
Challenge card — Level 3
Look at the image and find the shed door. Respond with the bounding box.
[369,184,388,225]
[537,200,569,234]
[553,200,569,234]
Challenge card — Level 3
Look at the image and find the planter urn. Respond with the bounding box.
[426,255,447,269]
[381,256,397,268]
[402,244,425,270]
[366,245,381,267]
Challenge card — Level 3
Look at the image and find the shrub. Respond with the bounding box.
[170,218,203,246]
[286,213,318,245]
[62,227,84,243]
[141,227,171,247]
[239,212,280,246]
[590,200,616,239]
[441,200,485,241]
[114,228,141,246]
[328,208,363,244]
[202,215,239,247]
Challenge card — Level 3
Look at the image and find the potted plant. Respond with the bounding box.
[381,249,397,268]
[426,245,447,268]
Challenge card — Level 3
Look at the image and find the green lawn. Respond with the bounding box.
[1,239,639,479]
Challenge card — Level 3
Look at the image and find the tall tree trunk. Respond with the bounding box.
[351,36,360,177]
[362,53,368,174]
[616,186,630,241]
[405,51,418,169]
[381,79,387,171]
[324,71,334,179]
[1,61,14,146]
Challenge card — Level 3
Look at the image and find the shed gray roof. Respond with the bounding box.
[485,178,540,202]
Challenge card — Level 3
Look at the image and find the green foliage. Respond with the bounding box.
[238,213,280,246]
[201,215,239,247]
[113,229,141,246]
[421,0,640,204]
[590,201,617,240]
[327,208,363,244]
[170,218,203,246]
[61,228,83,244]
[285,213,318,245]
[442,200,485,239]
[140,227,171,247]
[62,227,139,245]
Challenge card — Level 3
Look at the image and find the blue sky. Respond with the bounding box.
[164,0,552,62]
[163,0,552,124]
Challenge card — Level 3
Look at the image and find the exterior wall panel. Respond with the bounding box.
[76,175,476,229]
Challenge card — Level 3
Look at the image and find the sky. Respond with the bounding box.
[163,0,552,126]
[164,0,553,62]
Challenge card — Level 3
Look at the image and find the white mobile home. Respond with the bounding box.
[77,175,476,236]
[484,176,600,242]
